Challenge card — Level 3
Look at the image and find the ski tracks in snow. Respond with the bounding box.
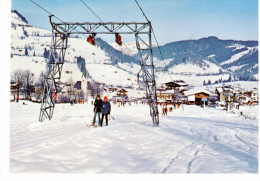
[162,131,206,174]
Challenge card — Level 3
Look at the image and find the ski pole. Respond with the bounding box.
[110,114,115,120]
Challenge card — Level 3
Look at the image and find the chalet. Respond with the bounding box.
[157,84,167,92]
[10,81,18,90]
[157,89,175,103]
[244,88,258,102]
[165,80,188,91]
[184,88,212,105]
[215,86,235,102]
[238,94,251,105]
[117,89,128,96]
[10,81,18,100]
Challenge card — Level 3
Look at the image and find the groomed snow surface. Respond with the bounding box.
[10,102,258,173]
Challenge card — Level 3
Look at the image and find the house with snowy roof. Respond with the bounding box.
[244,88,258,103]
[117,89,128,96]
[215,86,236,102]
[184,88,212,105]
[165,80,189,91]
[238,94,251,105]
[156,89,175,103]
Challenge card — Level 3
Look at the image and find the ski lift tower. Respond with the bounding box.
[39,16,159,126]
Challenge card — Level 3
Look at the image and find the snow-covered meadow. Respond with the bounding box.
[10,101,258,173]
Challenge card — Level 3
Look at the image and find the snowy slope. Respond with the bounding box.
[10,10,140,86]
[110,42,139,56]
[10,102,258,173]
[168,61,221,74]
[111,41,233,86]
[110,41,157,56]
[10,10,258,89]
[220,47,258,66]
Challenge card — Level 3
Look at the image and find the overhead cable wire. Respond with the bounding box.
[134,0,150,22]
[29,0,64,23]
[80,0,137,59]
[122,42,135,55]
[134,0,173,81]
[29,0,88,38]
[80,0,104,23]
[80,0,114,33]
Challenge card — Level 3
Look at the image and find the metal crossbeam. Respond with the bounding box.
[53,22,150,34]
[39,18,159,126]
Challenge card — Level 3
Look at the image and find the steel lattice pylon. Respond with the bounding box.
[39,16,159,126]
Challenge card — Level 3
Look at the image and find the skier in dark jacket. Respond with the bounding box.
[100,96,111,127]
[93,95,102,126]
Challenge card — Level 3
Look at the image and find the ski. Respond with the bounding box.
[86,124,98,128]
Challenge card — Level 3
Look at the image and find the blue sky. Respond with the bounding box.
[12,0,258,44]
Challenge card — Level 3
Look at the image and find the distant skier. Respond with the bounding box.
[70,99,74,106]
[100,96,111,127]
[162,106,165,115]
[92,95,102,126]
[165,105,168,116]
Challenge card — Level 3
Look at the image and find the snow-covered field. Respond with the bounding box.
[10,101,258,173]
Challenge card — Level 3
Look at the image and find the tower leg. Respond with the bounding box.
[39,31,68,122]
[135,25,159,126]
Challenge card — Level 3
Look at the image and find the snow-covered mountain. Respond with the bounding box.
[10,10,258,88]
[10,10,141,88]
[151,36,258,81]
[112,36,258,85]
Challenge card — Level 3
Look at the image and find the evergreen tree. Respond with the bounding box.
[25,48,28,56]
[227,75,232,82]
[43,48,49,58]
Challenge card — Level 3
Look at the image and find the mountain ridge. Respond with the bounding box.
[10,10,258,88]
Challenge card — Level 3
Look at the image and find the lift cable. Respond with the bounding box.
[122,42,135,55]
[80,0,104,23]
[29,0,88,38]
[134,0,173,82]
[79,0,143,86]
[80,0,116,33]
[29,0,64,23]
